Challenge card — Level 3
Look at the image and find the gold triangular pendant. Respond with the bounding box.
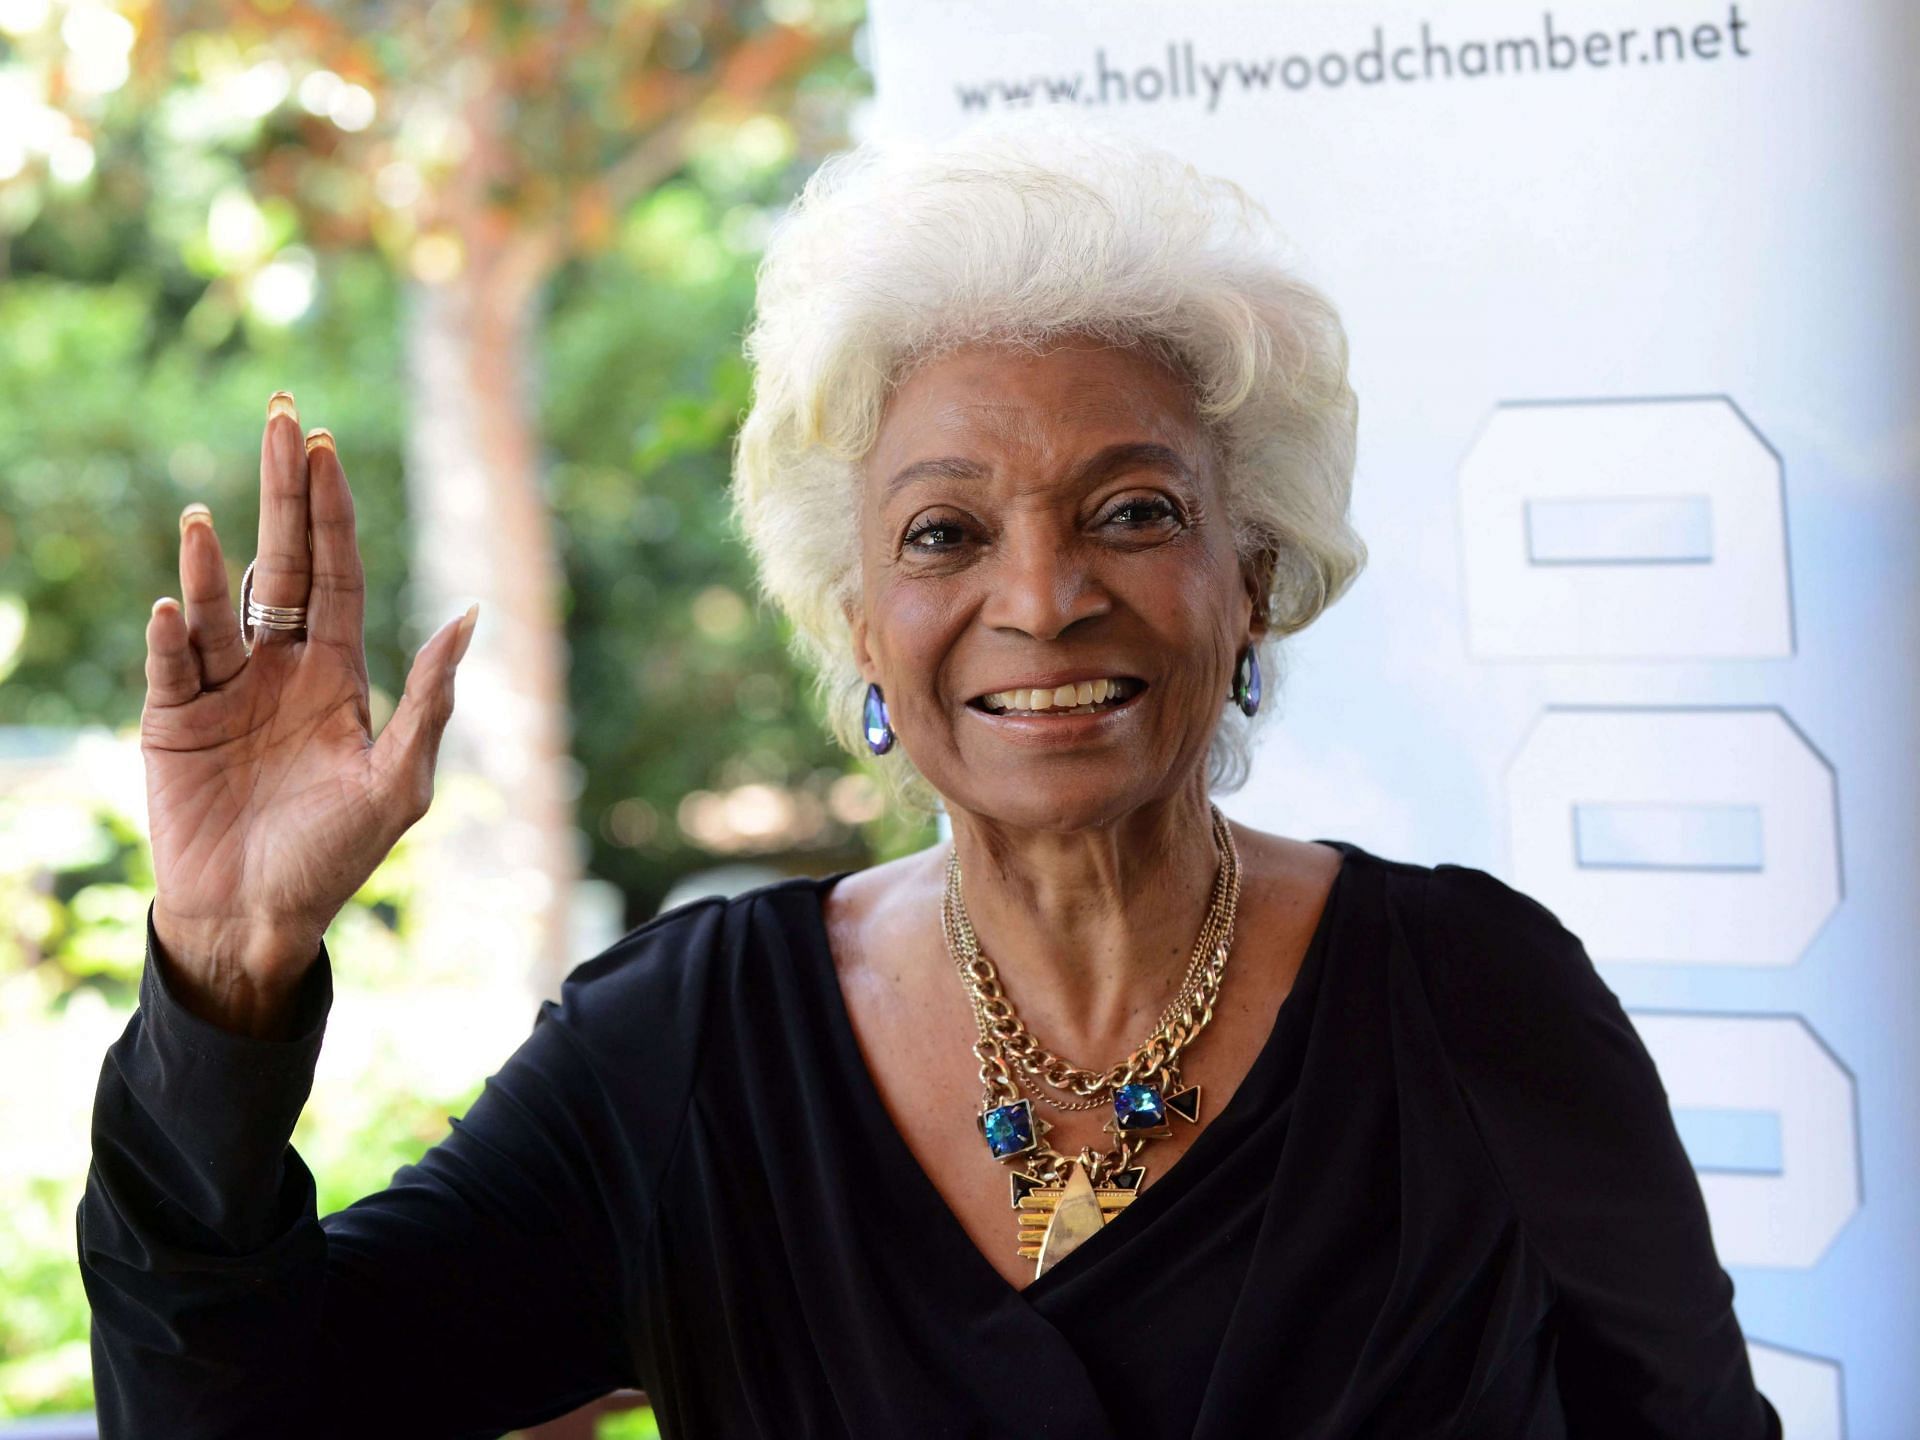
[1035,1162,1105,1277]
[1165,1084,1202,1123]
[1014,1171,1140,1261]
[1008,1169,1048,1208]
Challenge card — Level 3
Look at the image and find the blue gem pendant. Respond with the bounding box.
[978,1098,1049,1160]
[1101,1080,1203,1140]
[1109,1081,1170,1137]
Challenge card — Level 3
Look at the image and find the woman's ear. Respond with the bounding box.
[844,598,877,684]
[1242,540,1279,643]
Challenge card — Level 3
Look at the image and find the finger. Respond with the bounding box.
[253,390,312,647]
[178,504,248,687]
[144,598,202,709]
[369,605,479,830]
[303,428,367,683]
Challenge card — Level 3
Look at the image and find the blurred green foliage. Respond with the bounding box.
[0,157,932,923]
[0,0,941,1421]
[0,258,416,726]
[0,759,486,1417]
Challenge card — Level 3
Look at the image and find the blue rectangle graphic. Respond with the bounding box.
[1671,1106,1784,1175]
[1525,495,1715,565]
[1573,803,1765,871]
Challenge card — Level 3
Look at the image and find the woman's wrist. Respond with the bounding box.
[150,903,321,1041]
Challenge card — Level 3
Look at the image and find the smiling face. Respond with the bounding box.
[846,333,1271,830]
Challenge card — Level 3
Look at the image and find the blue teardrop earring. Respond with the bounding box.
[1230,645,1262,717]
[863,682,895,755]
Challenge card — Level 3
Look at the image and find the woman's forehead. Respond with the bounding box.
[894,335,1191,404]
[874,343,1203,462]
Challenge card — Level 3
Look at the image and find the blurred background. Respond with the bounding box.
[0,0,914,1431]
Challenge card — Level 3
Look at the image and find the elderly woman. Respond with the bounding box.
[81,118,1780,1438]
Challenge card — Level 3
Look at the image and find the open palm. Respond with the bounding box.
[143,393,476,1017]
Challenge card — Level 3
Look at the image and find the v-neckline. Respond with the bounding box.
[799,838,1354,1309]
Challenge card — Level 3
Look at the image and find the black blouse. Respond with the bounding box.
[78,839,1782,1438]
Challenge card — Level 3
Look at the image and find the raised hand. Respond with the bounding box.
[142,392,477,1037]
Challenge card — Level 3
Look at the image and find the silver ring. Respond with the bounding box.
[239,558,309,654]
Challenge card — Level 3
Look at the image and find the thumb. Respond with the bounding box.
[371,603,478,828]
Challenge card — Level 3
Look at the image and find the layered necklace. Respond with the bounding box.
[942,802,1242,1279]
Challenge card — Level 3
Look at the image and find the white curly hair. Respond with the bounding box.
[729,112,1366,816]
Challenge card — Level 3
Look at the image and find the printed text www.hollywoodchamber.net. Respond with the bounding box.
[951,5,1754,114]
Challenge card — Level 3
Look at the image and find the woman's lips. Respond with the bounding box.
[964,682,1148,741]
[966,677,1145,714]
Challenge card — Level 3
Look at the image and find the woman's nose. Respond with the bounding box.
[978,534,1112,640]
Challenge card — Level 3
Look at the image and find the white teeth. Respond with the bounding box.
[979,678,1135,714]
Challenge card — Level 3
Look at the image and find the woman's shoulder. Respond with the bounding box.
[1305,837,1614,1041]
[544,869,842,1058]
[1427,855,1587,977]
[1314,837,1583,957]
[1330,845,1681,1173]
[1328,841,1643,1090]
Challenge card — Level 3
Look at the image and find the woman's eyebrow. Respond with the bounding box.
[885,441,1195,501]
[885,455,991,497]
[1073,441,1197,489]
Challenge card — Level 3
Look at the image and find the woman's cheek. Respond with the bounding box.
[874,582,963,706]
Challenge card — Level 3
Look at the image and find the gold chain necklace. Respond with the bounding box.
[941,803,1242,1278]
[953,806,1239,1110]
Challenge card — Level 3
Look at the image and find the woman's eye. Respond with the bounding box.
[1109,498,1177,525]
[903,519,963,550]
[902,499,1177,553]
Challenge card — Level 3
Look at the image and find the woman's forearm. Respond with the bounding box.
[80,906,336,1437]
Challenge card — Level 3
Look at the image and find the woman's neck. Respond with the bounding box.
[941,785,1224,1060]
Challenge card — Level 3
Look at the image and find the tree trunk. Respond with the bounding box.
[401,239,578,998]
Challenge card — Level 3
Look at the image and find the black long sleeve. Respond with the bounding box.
[78,905,640,1438]
[1424,864,1782,1439]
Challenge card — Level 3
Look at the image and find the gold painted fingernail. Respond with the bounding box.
[179,502,212,533]
[453,602,480,664]
[304,427,335,455]
[268,390,299,423]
